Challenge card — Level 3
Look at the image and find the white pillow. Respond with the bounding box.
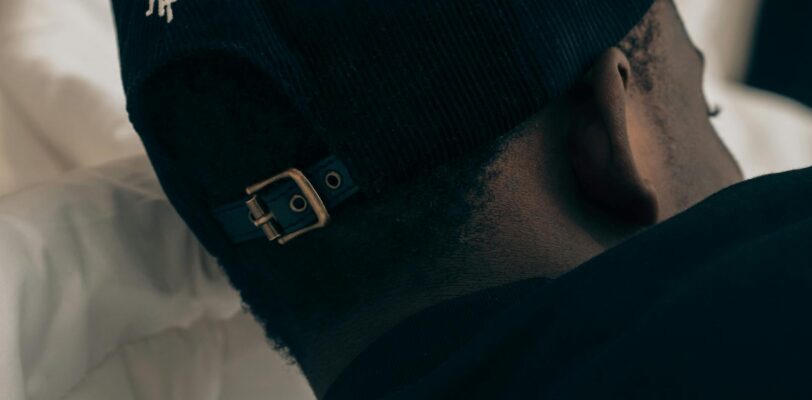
[674,0,762,81]
[707,80,812,179]
[0,156,312,400]
[0,0,143,194]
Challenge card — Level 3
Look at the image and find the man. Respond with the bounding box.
[112,0,812,398]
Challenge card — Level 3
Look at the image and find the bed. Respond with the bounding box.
[0,0,809,399]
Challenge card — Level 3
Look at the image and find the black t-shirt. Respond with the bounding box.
[325,167,812,399]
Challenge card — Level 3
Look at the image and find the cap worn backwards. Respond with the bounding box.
[111,0,655,250]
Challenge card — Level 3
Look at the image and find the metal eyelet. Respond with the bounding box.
[289,194,308,213]
[325,171,343,190]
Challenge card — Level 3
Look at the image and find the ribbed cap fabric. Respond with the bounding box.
[111,0,654,253]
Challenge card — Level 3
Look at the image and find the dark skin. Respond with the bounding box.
[276,1,743,397]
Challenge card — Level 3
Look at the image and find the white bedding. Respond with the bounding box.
[0,0,143,195]
[0,158,312,400]
[0,1,809,399]
[0,1,313,399]
[1,157,234,399]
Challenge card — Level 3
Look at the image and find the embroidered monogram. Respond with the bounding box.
[146,0,177,23]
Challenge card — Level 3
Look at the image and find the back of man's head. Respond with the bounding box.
[116,0,740,368]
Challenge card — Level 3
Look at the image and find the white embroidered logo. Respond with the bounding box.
[146,0,178,23]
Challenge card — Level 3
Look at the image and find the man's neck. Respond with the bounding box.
[285,111,619,397]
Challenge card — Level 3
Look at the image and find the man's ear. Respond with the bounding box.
[568,48,658,225]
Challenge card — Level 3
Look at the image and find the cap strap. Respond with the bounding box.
[212,155,359,244]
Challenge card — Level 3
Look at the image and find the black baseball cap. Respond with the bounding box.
[111,0,655,258]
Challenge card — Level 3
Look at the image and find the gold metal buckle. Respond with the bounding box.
[245,168,331,245]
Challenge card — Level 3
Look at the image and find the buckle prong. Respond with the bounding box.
[245,168,331,245]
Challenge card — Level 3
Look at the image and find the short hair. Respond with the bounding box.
[618,0,665,93]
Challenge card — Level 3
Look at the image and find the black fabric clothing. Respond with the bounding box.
[325,166,812,400]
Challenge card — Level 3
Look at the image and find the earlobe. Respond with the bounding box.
[568,48,658,226]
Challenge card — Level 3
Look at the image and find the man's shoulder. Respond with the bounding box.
[391,167,812,399]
